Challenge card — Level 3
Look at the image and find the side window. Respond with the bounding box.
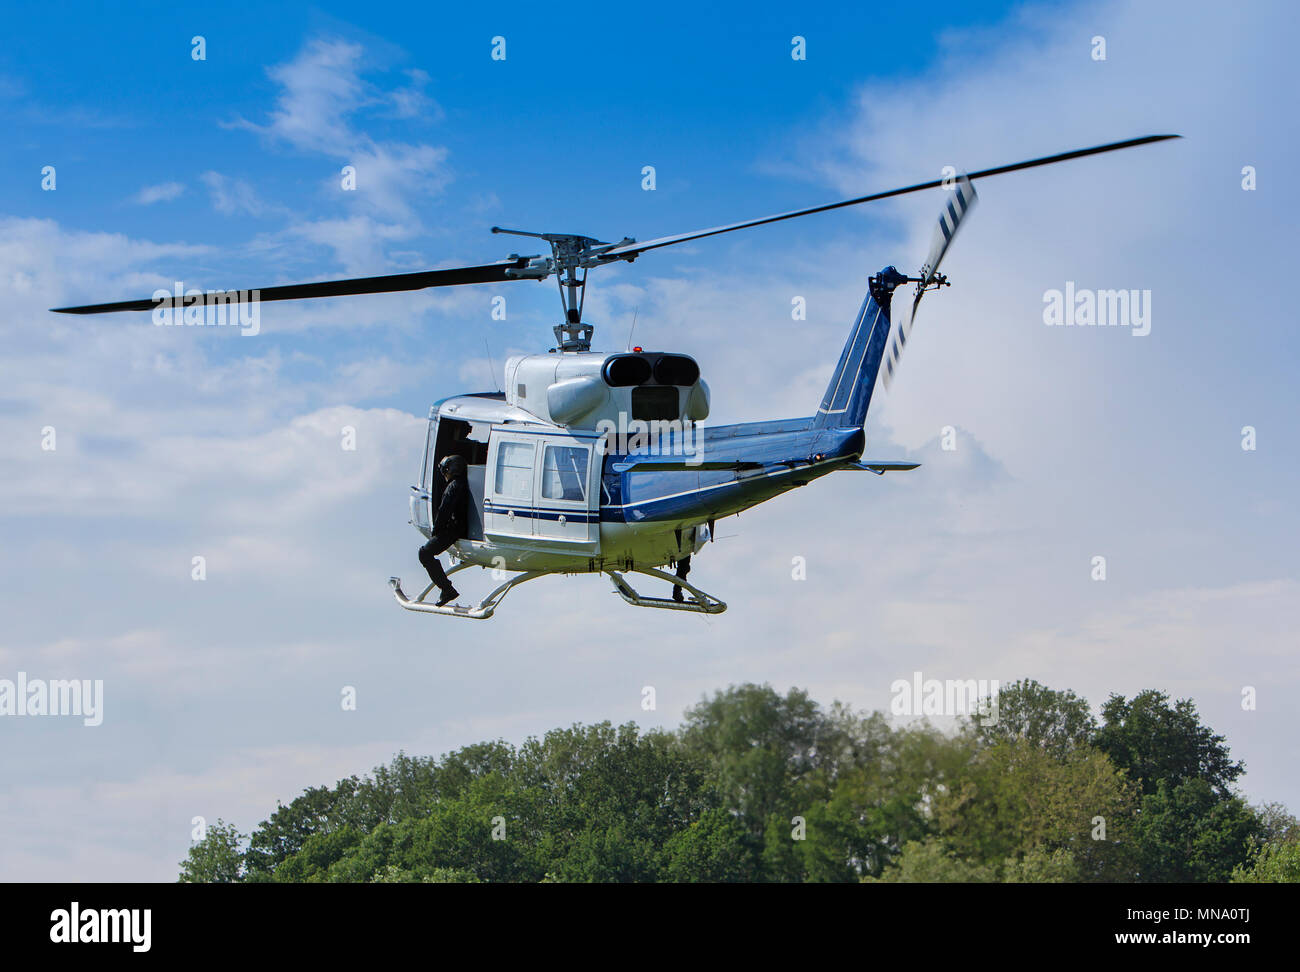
[494,440,535,500]
[541,445,590,502]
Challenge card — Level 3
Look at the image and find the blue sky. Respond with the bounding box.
[1,0,1296,880]
[4,0,1053,419]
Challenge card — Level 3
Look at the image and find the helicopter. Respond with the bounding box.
[53,134,1178,619]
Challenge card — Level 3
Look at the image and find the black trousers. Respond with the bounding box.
[419,534,457,590]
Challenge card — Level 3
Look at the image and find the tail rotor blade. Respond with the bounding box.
[920,176,978,289]
[881,301,915,390]
[883,175,978,390]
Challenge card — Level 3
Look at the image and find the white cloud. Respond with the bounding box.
[131,182,185,205]
[385,68,439,121]
[199,171,276,217]
[233,38,450,221]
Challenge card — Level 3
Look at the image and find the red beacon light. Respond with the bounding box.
[632,346,642,353]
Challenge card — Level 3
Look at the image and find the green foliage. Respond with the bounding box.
[1133,779,1260,882]
[976,679,1097,756]
[189,680,1282,884]
[865,838,996,883]
[681,684,843,835]
[178,819,246,884]
[660,808,762,882]
[936,737,1138,881]
[244,781,359,878]
[796,724,972,881]
[272,825,362,883]
[1231,840,1300,883]
[1251,801,1300,845]
[867,839,1081,883]
[370,864,482,883]
[1001,847,1082,883]
[1095,690,1243,796]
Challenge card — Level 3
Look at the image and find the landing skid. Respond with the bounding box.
[605,566,727,614]
[389,564,550,620]
[390,563,727,618]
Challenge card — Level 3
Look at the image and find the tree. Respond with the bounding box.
[323,775,539,883]
[370,864,481,883]
[513,723,712,882]
[936,737,1138,881]
[179,819,245,883]
[865,838,996,883]
[681,684,844,836]
[271,826,362,883]
[975,679,1097,756]
[1252,801,1300,845]
[659,808,762,882]
[1001,847,1081,883]
[1231,841,1300,882]
[1133,779,1259,882]
[1095,690,1243,796]
[796,724,973,881]
[869,840,1083,884]
[244,782,357,878]
[179,681,1291,885]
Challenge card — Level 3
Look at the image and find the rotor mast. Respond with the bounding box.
[491,226,634,352]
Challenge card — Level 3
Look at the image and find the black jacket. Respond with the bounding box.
[433,475,469,539]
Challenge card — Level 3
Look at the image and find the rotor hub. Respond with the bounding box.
[493,227,636,351]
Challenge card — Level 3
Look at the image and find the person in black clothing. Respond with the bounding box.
[672,554,691,602]
[444,422,475,464]
[419,454,469,606]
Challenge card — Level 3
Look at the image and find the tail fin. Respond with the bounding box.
[812,267,908,428]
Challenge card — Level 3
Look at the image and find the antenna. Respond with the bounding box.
[483,337,500,392]
[626,307,639,351]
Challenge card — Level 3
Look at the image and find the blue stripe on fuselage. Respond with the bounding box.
[599,422,864,523]
[483,503,600,523]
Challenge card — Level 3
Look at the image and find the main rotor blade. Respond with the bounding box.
[51,258,533,314]
[599,134,1179,261]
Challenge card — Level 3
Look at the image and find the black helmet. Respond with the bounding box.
[438,454,467,479]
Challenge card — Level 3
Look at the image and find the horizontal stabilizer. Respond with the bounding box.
[846,460,921,475]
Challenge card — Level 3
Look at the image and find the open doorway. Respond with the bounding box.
[431,418,491,541]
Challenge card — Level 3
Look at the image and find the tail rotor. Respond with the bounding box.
[881,175,978,389]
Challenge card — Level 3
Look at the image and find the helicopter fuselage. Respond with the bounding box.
[412,391,866,574]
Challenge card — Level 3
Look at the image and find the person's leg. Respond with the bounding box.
[673,555,692,602]
[418,536,458,601]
